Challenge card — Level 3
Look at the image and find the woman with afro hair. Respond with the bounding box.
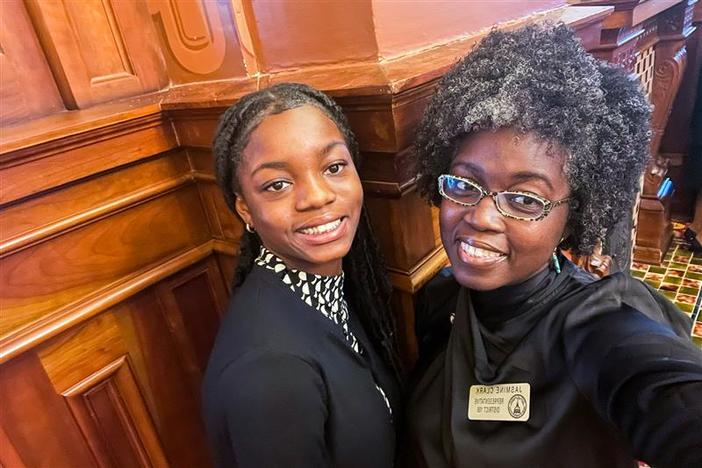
[405,23,702,468]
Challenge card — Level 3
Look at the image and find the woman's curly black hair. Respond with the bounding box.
[213,82,403,378]
[414,23,651,256]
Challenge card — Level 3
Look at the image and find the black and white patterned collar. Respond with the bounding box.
[255,246,360,353]
[254,245,393,417]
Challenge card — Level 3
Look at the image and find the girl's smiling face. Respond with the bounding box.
[234,105,363,276]
[440,128,571,291]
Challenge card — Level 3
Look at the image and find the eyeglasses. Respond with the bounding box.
[437,174,571,221]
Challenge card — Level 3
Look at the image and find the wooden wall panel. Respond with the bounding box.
[0,112,177,206]
[0,185,210,338]
[0,352,97,467]
[38,313,168,468]
[0,0,64,126]
[25,0,167,108]
[1,151,190,253]
[116,289,213,468]
[155,259,227,376]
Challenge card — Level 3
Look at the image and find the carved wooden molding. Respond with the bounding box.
[651,44,688,155]
[0,241,218,364]
[61,355,169,467]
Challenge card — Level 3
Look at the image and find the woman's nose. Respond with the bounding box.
[296,175,336,211]
[464,195,504,232]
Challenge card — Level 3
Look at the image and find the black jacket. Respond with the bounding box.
[202,265,399,468]
[406,259,702,468]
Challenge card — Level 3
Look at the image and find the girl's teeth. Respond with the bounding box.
[460,242,504,258]
[300,219,341,235]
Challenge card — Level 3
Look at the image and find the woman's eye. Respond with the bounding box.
[264,180,290,192]
[513,195,536,205]
[505,193,544,213]
[450,179,479,195]
[325,162,346,175]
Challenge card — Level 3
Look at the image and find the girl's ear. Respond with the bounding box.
[234,195,254,229]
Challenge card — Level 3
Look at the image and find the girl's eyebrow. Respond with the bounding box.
[251,161,289,177]
[250,141,347,177]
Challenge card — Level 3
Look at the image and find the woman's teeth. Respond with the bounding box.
[300,218,341,235]
[460,242,504,258]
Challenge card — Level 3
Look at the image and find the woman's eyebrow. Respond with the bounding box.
[510,171,554,191]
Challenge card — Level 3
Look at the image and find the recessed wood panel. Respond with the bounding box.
[61,356,169,468]
[0,0,63,126]
[0,186,210,337]
[63,0,135,81]
[116,289,213,468]
[157,260,227,372]
[0,352,97,467]
[25,0,166,108]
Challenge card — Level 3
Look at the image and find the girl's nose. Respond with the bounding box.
[296,175,336,211]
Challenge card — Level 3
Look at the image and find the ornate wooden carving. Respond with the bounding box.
[147,0,226,74]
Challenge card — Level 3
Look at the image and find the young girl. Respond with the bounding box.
[203,83,401,468]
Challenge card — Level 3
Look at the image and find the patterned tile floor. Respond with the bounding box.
[630,223,702,348]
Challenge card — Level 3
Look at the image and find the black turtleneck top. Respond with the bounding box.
[406,257,702,468]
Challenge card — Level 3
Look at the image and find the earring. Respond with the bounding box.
[552,250,561,274]
[245,223,255,234]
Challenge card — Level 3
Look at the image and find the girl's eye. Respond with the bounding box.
[325,162,347,175]
[264,180,290,192]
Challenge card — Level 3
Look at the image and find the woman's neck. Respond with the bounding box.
[471,265,556,328]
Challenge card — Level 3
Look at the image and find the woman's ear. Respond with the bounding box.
[234,195,254,228]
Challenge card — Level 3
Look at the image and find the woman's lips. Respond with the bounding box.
[295,217,348,245]
[457,240,507,267]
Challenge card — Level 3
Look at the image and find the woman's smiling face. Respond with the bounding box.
[440,128,571,291]
[234,105,363,276]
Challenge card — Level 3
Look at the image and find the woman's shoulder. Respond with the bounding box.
[559,270,692,340]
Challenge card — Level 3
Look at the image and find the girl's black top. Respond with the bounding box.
[202,257,399,468]
[406,257,702,468]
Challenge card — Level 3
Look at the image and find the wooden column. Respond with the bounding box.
[576,0,697,264]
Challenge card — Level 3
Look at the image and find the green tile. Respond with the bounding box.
[662,276,682,285]
[669,262,688,270]
[644,280,661,288]
[661,290,677,300]
[631,270,646,279]
[677,302,694,313]
[692,336,702,349]
[680,286,699,295]
[685,272,702,281]
[648,266,667,274]
[691,256,702,265]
